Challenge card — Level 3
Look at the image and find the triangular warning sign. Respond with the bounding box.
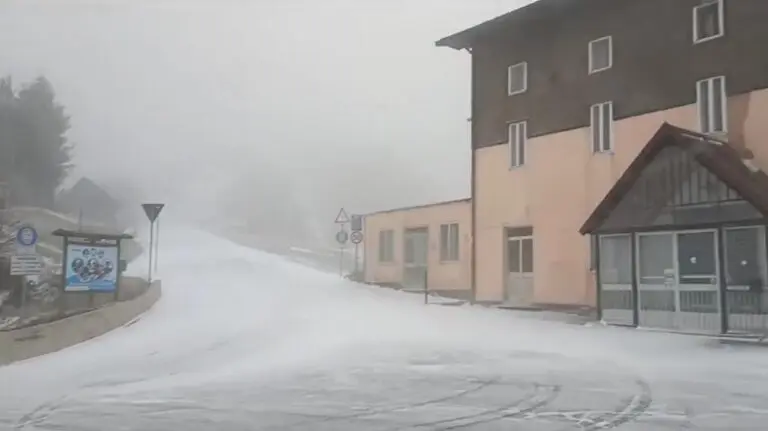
[334,207,350,224]
[142,203,165,223]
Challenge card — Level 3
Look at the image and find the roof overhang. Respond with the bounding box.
[52,229,134,241]
[363,198,471,218]
[434,0,570,50]
[579,123,768,235]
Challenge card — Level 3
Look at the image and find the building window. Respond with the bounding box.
[638,234,674,285]
[725,226,767,288]
[507,230,533,274]
[599,234,632,285]
[697,76,726,134]
[508,121,527,168]
[507,62,527,96]
[588,36,612,74]
[693,0,724,43]
[508,237,533,274]
[378,229,394,262]
[440,223,459,261]
[591,102,613,153]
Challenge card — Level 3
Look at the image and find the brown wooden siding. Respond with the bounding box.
[471,0,768,149]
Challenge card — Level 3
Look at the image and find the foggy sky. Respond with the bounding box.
[0,0,533,236]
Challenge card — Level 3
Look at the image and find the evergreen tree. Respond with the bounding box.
[0,76,73,209]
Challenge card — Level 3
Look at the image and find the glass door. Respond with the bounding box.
[675,230,720,332]
[505,233,533,305]
[403,228,428,290]
[636,232,676,329]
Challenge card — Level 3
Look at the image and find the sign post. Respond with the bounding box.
[335,228,348,276]
[141,203,165,284]
[13,225,40,312]
[154,217,160,272]
[350,228,363,276]
[350,215,363,275]
[335,208,350,277]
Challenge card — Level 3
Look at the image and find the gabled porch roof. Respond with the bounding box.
[580,123,768,235]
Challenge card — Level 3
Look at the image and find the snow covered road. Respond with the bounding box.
[2,228,768,430]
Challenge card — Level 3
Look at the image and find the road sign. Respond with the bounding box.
[10,255,43,275]
[336,230,349,245]
[15,225,38,255]
[334,207,350,224]
[15,225,38,247]
[350,231,363,244]
[350,214,363,232]
[142,203,165,223]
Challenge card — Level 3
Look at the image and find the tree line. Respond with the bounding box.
[0,76,72,210]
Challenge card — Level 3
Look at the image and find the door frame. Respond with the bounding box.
[403,226,429,269]
[504,229,534,303]
[635,228,721,325]
[722,225,767,290]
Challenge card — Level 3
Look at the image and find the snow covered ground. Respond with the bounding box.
[2,227,768,430]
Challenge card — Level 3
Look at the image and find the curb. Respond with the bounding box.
[0,280,162,366]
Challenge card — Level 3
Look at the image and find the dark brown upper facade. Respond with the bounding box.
[439,0,768,149]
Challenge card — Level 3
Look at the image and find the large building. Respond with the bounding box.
[429,0,768,332]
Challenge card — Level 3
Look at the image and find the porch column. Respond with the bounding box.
[594,234,602,322]
[630,232,639,327]
[717,227,728,333]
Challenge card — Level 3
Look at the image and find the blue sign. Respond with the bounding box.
[15,226,38,247]
[64,244,118,292]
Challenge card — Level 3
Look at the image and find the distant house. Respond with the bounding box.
[55,177,120,229]
[363,198,473,300]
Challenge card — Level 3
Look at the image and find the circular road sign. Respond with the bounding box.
[350,231,363,244]
[16,226,38,247]
[336,230,349,245]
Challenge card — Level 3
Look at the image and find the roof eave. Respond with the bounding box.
[52,228,134,241]
[434,34,472,50]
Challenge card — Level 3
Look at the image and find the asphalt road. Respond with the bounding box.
[2,228,768,430]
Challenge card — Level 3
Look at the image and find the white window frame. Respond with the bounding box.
[588,36,613,74]
[507,62,528,96]
[508,121,527,168]
[693,0,725,44]
[696,76,727,134]
[439,223,460,262]
[507,235,534,275]
[590,101,614,153]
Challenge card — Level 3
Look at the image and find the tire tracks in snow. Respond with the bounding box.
[412,383,561,430]
[578,379,653,430]
[274,377,507,430]
[14,395,69,430]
